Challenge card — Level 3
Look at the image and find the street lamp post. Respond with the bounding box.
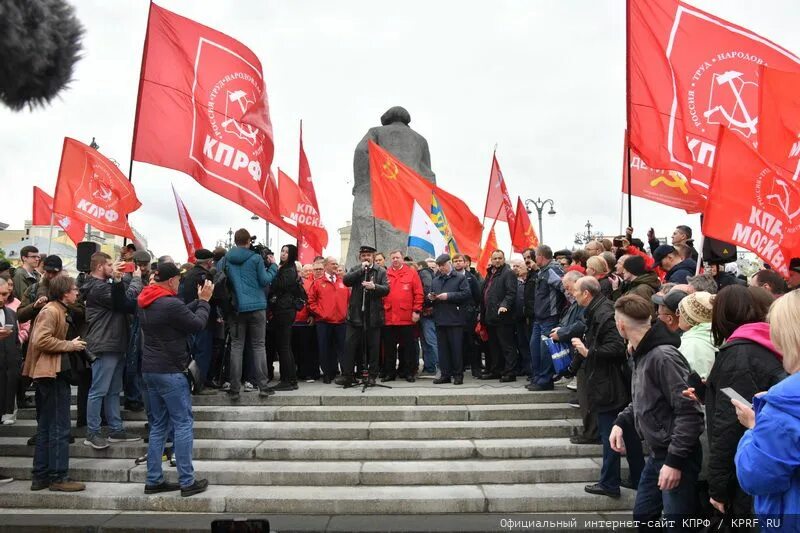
[250,214,270,248]
[524,197,556,244]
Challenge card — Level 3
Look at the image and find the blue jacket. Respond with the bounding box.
[533,261,566,321]
[219,247,278,313]
[431,269,471,327]
[735,372,800,532]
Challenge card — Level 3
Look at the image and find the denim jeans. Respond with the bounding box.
[87,352,125,436]
[316,322,346,379]
[32,375,72,483]
[229,311,269,393]
[514,320,532,376]
[420,317,438,373]
[142,372,195,488]
[633,446,702,532]
[124,317,143,405]
[597,410,645,492]
[529,318,559,386]
[190,329,213,386]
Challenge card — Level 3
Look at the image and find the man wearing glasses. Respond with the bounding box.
[13,246,40,300]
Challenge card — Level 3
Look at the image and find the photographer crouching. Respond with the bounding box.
[137,262,213,497]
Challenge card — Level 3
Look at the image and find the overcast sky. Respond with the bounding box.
[3,0,800,260]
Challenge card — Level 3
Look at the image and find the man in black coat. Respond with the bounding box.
[179,249,216,395]
[569,276,644,498]
[336,246,389,386]
[479,250,518,381]
[453,254,482,378]
[430,255,471,385]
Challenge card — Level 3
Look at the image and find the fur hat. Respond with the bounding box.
[678,291,715,327]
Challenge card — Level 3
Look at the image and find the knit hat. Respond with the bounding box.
[623,255,647,277]
[677,291,715,327]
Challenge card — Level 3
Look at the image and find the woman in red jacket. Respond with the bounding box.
[382,251,424,382]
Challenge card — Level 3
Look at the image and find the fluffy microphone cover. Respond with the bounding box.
[0,0,84,111]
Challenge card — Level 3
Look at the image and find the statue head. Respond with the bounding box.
[380,106,411,126]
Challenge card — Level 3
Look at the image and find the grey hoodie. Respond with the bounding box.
[81,274,142,354]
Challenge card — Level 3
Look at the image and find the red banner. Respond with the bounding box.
[622,132,705,213]
[476,223,498,278]
[368,141,482,258]
[757,66,800,179]
[172,186,204,263]
[511,197,539,253]
[53,138,141,239]
[483,153,515,226]
[628,0,800,190]
[298,122,321,262]
[277,170,328,253]
[702,128,800,276]
[32,186,85,245]
[131,3,288,231]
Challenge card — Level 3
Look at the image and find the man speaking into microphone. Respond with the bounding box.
[336,246,389,386]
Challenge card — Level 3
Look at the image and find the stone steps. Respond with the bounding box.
[15,402,579,422]
[0,456,627,486]
[0,480,636,514]
[0,436,602,461]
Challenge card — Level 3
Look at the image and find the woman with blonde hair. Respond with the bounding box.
[586,256,613,299]
[734,290,800,532]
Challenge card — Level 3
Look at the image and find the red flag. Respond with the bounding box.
[483,153,515,225]
[368,140,482,258]
[757,65,800,179]
[32,186,85,245]
[702,128,800,276]
[277,170,328,252]
[172,186,204,263]
[53,138,141,239]
[622,132,705,213]
[298,122,321,263]
[628,0,800,190]
[476,223,498,278]
[131,3,282,228]
[511,197,539,253]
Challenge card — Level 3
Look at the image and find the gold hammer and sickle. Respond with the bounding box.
[382,160,399,180]
[650,172,689,195]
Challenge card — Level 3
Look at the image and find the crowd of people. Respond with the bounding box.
[0,224,797,528]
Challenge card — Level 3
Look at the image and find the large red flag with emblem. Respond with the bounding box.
[628,0,800,191]
[171,185,204,263]
[476,223,498,278]
[298,122,321,262]
[622,132,705,213]
[757,66,800,179]
[483,153,515,226]
[53,138,141,239]
[277,170,328,252]
[131,3,286,230]
[369,141,482,258]
[511,197,539,253]
[702,128,800,276]
[32,186,85,245]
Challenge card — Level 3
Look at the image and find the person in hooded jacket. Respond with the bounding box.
[652,245,697,285]
[621,255,661,307]
[268,245,303,391]
[137,262,213,498]
[612,294,705,529]
[734,290,800,533]
[704,285,786,521]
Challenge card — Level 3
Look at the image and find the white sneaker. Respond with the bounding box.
[243,381,256,392]
[567,378,578,391]
[221,382,231,391]
[1,414,15,425]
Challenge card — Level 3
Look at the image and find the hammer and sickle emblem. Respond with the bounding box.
[381,160,399,180]
[650,172,689,195]
[703,70,759,136]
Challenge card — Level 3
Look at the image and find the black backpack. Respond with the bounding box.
[211,264,238,317]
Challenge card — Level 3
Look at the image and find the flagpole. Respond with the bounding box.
[47,212,55,256]
[625,0,633,230]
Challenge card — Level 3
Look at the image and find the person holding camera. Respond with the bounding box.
[268,245,303,391]
[179,249,217,395]
[23,275,87,492]
[336,245,389,386]
[217,229,278,401]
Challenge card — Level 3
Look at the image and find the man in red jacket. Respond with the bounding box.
[308,257,350,384]
[382,250,424,382]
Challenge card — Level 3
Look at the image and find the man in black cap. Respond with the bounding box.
[179,249,217,394]
[788,258,800,291]
[336,245,389,386]
[652,289,689,334]
[652,245,696,285]
[430,254,471,385]
[123,250,153,412]
[648,225,698,262]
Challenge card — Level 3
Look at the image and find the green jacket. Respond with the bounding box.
[679,322,717,379]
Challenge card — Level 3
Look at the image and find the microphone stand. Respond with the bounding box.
[344,264,392,392]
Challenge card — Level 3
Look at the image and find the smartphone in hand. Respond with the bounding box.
[721,387,752,409]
